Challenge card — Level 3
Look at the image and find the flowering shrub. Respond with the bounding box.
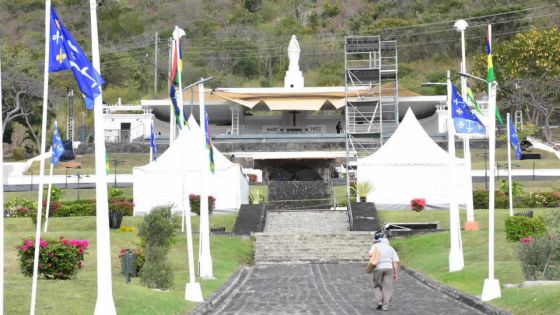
[4,198,37,218]
[189,194,216,216]
[505,216,547,242]
[17,237,89,279]
[42,200,62,217]
[410,198,426,212]
[109,198,134,216]
[518,235,560,280]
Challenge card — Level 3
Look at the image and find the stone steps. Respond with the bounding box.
[254,231,373,264]
[264,210,350,233]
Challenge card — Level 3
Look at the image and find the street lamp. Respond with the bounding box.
[454,19,478,229]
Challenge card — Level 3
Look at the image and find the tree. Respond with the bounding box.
[475,28,560,142]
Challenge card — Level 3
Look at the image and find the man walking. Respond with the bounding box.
[369,232,400,311]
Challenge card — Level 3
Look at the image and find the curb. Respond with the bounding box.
[401,265,511,315]
[189,266,251,315]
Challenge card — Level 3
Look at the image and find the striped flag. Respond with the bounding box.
[105,152,110,175]
[466,83,483,115]
[486,24,504,126]
[204,110,215,173]
[169,38,183,129]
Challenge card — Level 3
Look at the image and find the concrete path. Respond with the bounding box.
[202,263,486,315]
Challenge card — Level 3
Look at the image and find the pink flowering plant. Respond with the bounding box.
[17,236,89,279]
[410,198,427,212]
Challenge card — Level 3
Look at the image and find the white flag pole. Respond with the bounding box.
[43,161,54,233]
[507,113,513,216]
[0,40,5,315]
[89,1,116,314]
[30,1,52,313]
[198,80,213,279]
[447,70,464,272]
[173,26,186,232]
[481,24,501,302]
[182,132,203,301]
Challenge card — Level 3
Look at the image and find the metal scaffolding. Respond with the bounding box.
[344,35,398,158]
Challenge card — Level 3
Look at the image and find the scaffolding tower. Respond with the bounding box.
[344,36,398,158]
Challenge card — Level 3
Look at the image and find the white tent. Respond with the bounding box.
[133,116,249,215]
[357,109,470,209]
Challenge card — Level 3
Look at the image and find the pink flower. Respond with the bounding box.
[49,252,55,257]
[39,240,48,248]
[520,237,533,244]
[20,245,29,251]
[24,240,33,246]
[62,239,69,245]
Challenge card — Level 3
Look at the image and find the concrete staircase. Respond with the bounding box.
[254,231,372,264]
[264,210,349,233]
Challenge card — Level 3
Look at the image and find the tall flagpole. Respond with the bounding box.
[89,1,117,314]
[43,162,54,232]
[507,113,513,217]
[0,41,5,315]
[173,26,186,232]
[168,38,175,144]
[30,1,52,313]
[198,80,213,279]
[447,70,464,272]
[481,24,501,302]
[183,118,203,300]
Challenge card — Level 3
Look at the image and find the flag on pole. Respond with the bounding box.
[150,122,157,161]
[51,121,65,166]
[508,116,522,160]
[169,38,183,129]
[204,110,215,173]
[48,6,104,109]
[451,85,486,135]
[466,83,483,115]
[486,24,504,126]
[105,152,110,175]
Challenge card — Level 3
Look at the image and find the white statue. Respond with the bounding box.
[288,35,300,71]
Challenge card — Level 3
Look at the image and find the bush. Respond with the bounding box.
[138,206,175,290]
[12,147,26,160]
[4,197,37,218]
[518,236,560,280]
[472,190,510,209]
[17,237,89,280]
[505,216,547,242]
[42,200,62,217]
[109,187,124,198]
[189,194,216,215]
[542,209,560,236]
[109,198,134,216]
[522,192,560,208]
[54,200,96,217]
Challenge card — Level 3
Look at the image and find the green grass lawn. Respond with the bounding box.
[4,214,251,315]
[25,153,149,175]
[378,208,560,315]
[458,146,560,170]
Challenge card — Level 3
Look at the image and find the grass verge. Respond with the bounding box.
[378,208,560,315]
[5,214,251,315]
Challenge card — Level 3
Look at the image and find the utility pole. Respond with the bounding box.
[154,31,158,94]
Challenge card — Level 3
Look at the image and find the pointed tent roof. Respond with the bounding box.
[360,108,461,166]
[137,115,234,172]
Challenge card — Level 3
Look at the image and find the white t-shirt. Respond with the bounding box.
[368,241,399,271]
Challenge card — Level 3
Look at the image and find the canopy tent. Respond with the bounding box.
[133,116,249,215]
[357,109,470,209]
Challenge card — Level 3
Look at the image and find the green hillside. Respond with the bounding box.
[1,0,559,149]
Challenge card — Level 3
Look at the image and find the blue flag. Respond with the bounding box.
[51,121,65,166]
[49,7,104,107]
[451,85,486,135]
[509,116,522,160]
[150,122,157,161]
